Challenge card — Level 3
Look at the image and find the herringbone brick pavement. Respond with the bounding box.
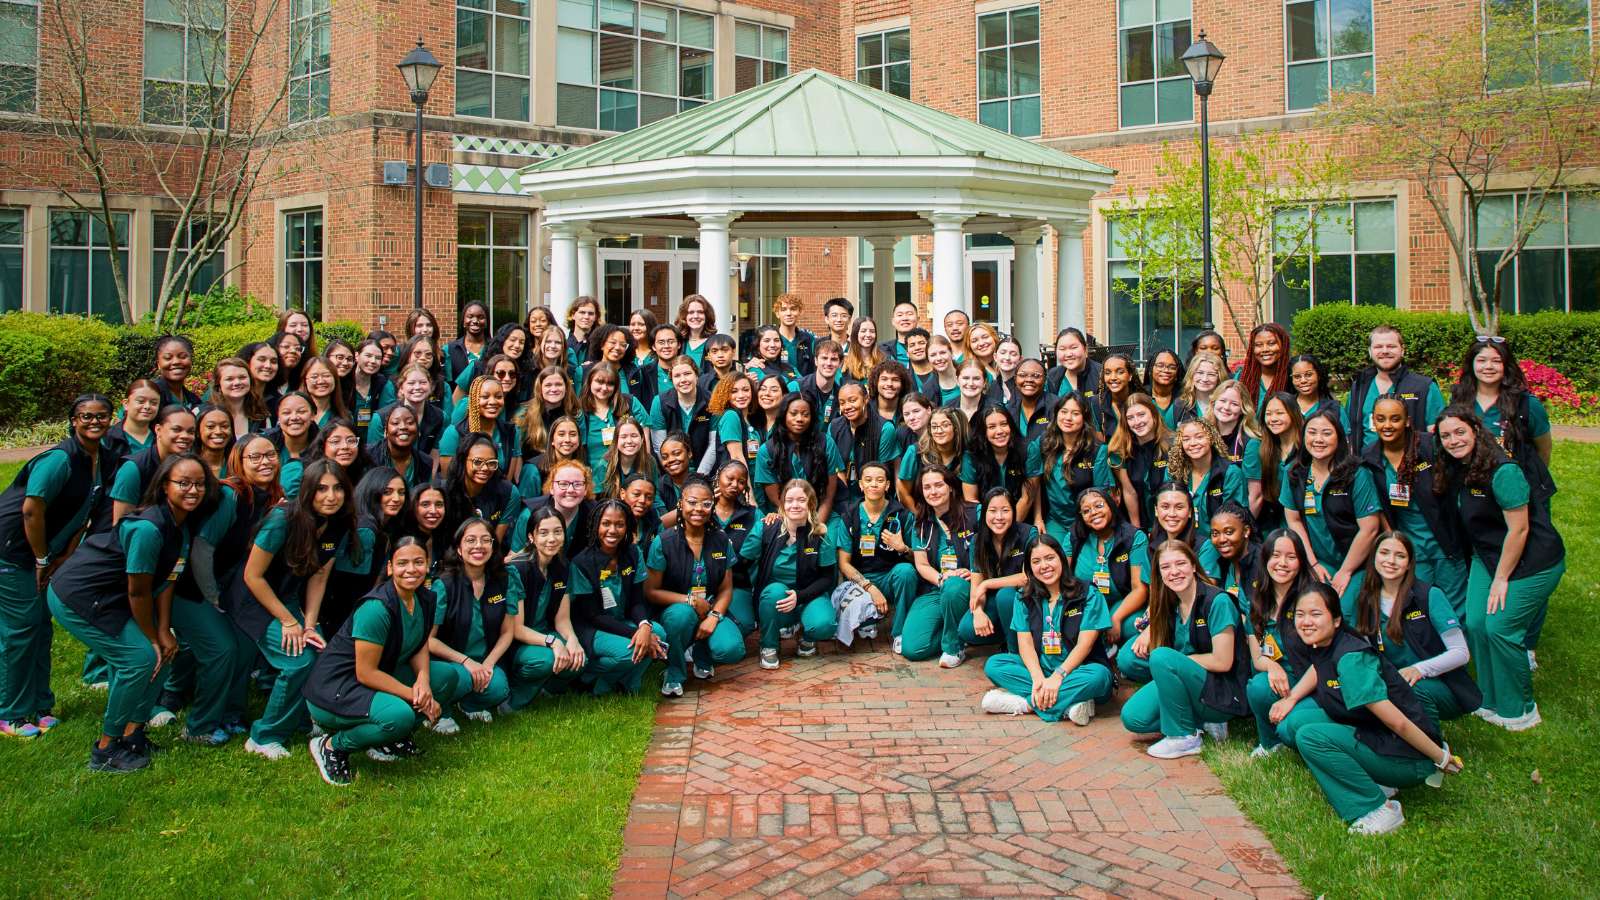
[613,644,1302,899]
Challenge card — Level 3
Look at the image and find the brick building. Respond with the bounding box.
[1,0,1596,356]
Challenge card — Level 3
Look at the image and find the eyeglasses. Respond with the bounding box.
[1474,335,1507,345]
[553,480,585,491]
[681,499,714,510]
[169,479,206,492]
[75,412,112,423]
[468,457,500,470]
[243,451,277,463]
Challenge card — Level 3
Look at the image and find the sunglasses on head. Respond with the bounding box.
[1474,335,1507,345]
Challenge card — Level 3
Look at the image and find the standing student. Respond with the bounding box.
[1070,487,1149,649]
[646,476,741,696]
[348,339,395,435]
[900,466,978,662]
[1435,407,1564,731]
[966,323,1000,383]
[1092,353,1142,440]
[1180,350,1224,420]
[746,326,802,392]
[1450,336,1554,496]
[630,325,681,410]
[0,394,116,739]
[309,419,368,491]
[520,365,578,461]
[894,392,933,465]
[1189,330,1229,368]
[428,518,520,730]
[1242,528,1325,756]
[880,299,916,364]
[1238,323,1291,415]
[565,297,602,370]
[505,505,586,708]
[1045,328,1101,403]
[1285,584,1463,835]
[1143,350,1187,430]
[711,460,759,631]
[1007,358,1058,443]
[740,480,840,670]
[826,296,857,355]
[369,364,445,456]
[1037,393,1112,545]
[365,404,435,490]
[404,307,441,343]
[105,379,163,458]
[241,343,280,413]
[194,405,237,477]
[272,332,308,397]
[1119,540,1251,758]
[568,499,668,695]
[842,318,888,386]
[439,434,517,546]
[1107,394,1173,530]
[574,362,649,491]
[598,421,656,501]
[108,405,197,524]
[711,373,762,473]
[1168,419,1246,530]
[673,295,718,368]
[800,340,843,424]
[269,392,317,497]
[960,404,1041,523]
[280,309,318,357]
[153,335,202,411]
[301,355,350,430]
[648,356,714,465]
[653,433,693,522]
[903,329,936,398]
[923,336,961,406]
[1363,397,1467,607]
[830,383,899,510]
[47,453,210,770]
[696,334,739,393]
[1344,325,1446,449]
[897,407,965,512]
[303,539,469,787]
[625,309,658,383]
[1252,392,1304,533]
[521,408,582,503]
[1281,409,1383,594]
[1205,380,1261,466]
[581,324,633,394]
[988,336,1022,406]
[224,459,353,759]
[1288,354,1341,421]
[753,394,844,520]
[536,323,573,385]
[770,293,814,374]
[833,462,918,647]
[871,360,911,430]
[981,535,1113,725]
[942,310,972,363]
[438,375,520,481]
[951,359,989,427]
[946,489,1036,661]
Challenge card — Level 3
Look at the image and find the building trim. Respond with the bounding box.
[854,16,910,36]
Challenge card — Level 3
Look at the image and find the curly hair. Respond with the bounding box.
[868,359,912,419]
[1432,405,1505,496]
[1166,418,1231,483]
[673,293,717,341]
[709,372,754,417]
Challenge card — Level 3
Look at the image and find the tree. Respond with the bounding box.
[1322,3,1600,335]
[1104,133,1351,349]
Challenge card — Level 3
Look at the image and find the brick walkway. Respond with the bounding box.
[613,645,1301,899]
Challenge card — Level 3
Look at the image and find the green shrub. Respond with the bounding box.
[188,322,281,375]
[150,284,278,330]
[108,328,161,392]
[316,322,367,348]
[0,312,118,425]
[0,331,53,426]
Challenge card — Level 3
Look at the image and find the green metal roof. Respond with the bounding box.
[527,68,1112,176]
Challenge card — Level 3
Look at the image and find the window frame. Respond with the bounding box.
[457,209,530,330]
[283,207,323,320]
[734,19,790,93]
[1270,198,1398,323]
[975,5,1042,138]
[0,207,23,312]
[737,237,789,326]
[1116,0,1193,130]
[455,0,531,122]
[855,27,910,98]
[48,209,131,322]
[556,0,718,133]
[1283,0,1376,112]
[1483,0,1596,88]
[0,0,40,115]
[1104,215,1207,360]
[855,236,913,319]
[142,0,229,128]
[1474,189,1600,314]
[151,213,224,303]
[288,0,331,122]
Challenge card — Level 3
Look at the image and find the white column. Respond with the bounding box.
[1011,226,1044,357]
[926,212,970,336]
[1051,219,1086,333]
[868,235,897,315]
[547,223,580,326]
[694,212,740,334]
[576,232,599,300]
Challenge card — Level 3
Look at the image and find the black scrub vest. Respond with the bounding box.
[303,581,435,717]
[1024,589,1111,671]
[50,504,186,635]
[1451,461,1563,579]
[1309,629,1442,759]
[0,436,115,566]
[435,569,512,661]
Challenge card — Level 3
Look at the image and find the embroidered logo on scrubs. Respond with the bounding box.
[621,565,635,576]
[1115,552,1129,563]
[1325,678,1341,688]
[803,547,818,557]
[710,551,726,561]
[487,593,505,605]
[1195,617,1207,627]
[321,541,336,552]
[552,580,566,591]
[1405,609,1423,621]
[1399,392,1417,400]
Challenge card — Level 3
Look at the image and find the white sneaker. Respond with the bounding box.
[759,648,780,670]
[244,738,290,760]
[1250,744,1285,760]
[1067,700,1095,726]
[464,709,493,723]
[1202,721,1229,743]
[1380,784,1398,799]
[687,646,713,680]
[366,745,399,763]
[1499,705,1542,732]
[892,636,903,655]
[87,681,109,692]
[856,622,878,640]
[1147,733,1204,759]
[797,639,818,657]
[981,689,1031,716]
[779,624,798,640]
[429,717,460,736]
[146,708,176,729]
[939,650,966,669]
[1348,800,1404,835]
[1472,706,1497,720]
[1527,649,1538,671]
[660,681,684,698]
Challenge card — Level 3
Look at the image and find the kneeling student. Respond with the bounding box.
[428,518,521,731]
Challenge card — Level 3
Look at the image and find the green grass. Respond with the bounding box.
[1204,441,1600,898]
[0,459,656,898]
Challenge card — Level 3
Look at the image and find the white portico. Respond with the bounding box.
[522,68,1113,353]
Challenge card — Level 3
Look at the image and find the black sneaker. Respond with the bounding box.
[309,735,354,787]
[122,729,161,758]
[88,739,150,774]
[367,738,424,762]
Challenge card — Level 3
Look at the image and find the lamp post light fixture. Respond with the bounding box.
[397,39,441,310]
[1181,30,1225,313]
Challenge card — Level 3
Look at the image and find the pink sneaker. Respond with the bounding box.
[1,719,42,739]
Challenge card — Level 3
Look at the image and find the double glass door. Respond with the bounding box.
[599,250,699,325]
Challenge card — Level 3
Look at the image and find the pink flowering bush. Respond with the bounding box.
[1519,360,1600,411]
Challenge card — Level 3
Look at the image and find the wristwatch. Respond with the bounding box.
[543,633,556,648]
[709,609,725,621]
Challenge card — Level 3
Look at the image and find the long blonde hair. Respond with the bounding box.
[1108,392,1171,461]
[1180,350,1225,409]
[1204,379,1263,441]
[519,365,578,456]
[600,419,656,499]
[780,477,827,538]
[1166,418,1230,482]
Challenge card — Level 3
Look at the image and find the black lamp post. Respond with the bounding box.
[397,39,441,310]
[1181,31,1225,313]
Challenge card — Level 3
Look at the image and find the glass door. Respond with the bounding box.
[966,250,1012,330]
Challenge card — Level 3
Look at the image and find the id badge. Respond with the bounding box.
[1042,629,1063,655]
[847,462,857,483]
[1263,633,1283,661]
[746,438,760,457]
[601,426,615,446]
[780,348,791,363]
[1303,489,1318,515]
[601,586,618,610]
[939,551,958,572]
[688,585,707,606]
[859,532,876,557]
[1093,569,1111,593]
[1389,482,1411,507]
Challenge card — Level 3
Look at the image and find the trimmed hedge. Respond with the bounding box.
[1292,304,1600,391]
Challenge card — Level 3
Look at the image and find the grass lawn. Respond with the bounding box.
[0,460,658,898]
[1204,441,1600,897]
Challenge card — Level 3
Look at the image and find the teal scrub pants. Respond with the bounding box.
[899,590,949,660]
[1411,678,1466,723]
[1119,647,1236,738]
[984,653,1112,723]
[47,588,161,737]
[506,642,565,708]
[250,617,319,747]
[168,598,255,734]
[1419,556,1469,618]
[1044,520,1071,548]
[957,587,1021,654]
[308,661,468,753]
[1116,640,1154,685]
[1245,671,1330,750]
[448,660,510,714]
[655,603,747,683]
[81,651,110,687]
[1297,722,1437,822]
[586,622,668,695]
[860,564,918,638]
[0,567,53,721]
[1465,558,1565,718]
[728,588,756,636]
[756,584,836,651]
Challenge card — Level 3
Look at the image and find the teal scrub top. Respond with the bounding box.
[332,523,378,575]
[1377,455,1445,566]
[109,456,150,505]
[716,410,761,459]
[579,397,649,488]
[826,502,905,560]
[1255,617,1300,677]
[1477,395,1550,443]
[1187,463,1247,524]
[433,567,523,659]
[278,448,307,498]
[1333,650,1388,708]
[569,545,648,605]
[351,585,429,659]
[777,333,805,368]
[739,517,837,584]
[751,435,846,511]
[122,515,187,584]
[1152,396,1183,431]
[1239,438,1263,484]
[1349,378,1446,446]
[1338,580,1460,670]
[197,485,238,546]
[25,449,98,554]
[1042,445,1113,534]
[1072,529,1148,608]
[684,339,709,369]
[116,423,155,452]
[957,443,1045,487]
[1010,590,1112,676]
[437,419,521,469]
[1167,590,1240,655]
[646,532,724,592]
[1277,466,1381,570]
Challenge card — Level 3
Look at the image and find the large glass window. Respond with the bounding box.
[557,0,715,132]
[737,238,788,325]
[1118,0,1192,128]
[151,214,223,303]
[1476,191,1600,313]
[1272,199,1396,325]
[456,0,529,120]
[0,208,22,312]
[856,28,910,98]
[1285,0,1374,110]
[458,211,528,330]
[1106,217,1205,358]
[49,210,129,322]
[977,6,1040,137]
[734,21,789,92]
[856,237,913,319]
[143,0,227,127]
[284,208,323,320]
[289,0,331,122]
[0,0,38,114]
[1488,0,1593,87]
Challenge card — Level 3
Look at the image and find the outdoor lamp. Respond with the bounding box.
[397,40,442,101]
[1180,31,1225,95]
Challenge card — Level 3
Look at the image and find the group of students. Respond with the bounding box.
[0,295,1564,833]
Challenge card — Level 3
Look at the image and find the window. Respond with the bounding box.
[143,0,227,127]
[289,0,331,122]
[737,238,788,325]
[856,28,910,98]
[1285,0,1374,110]
[1487,0,1593,87]
[856,237,913,318]
[1118,0,1191,128]
[284,209,323,320]
[456,0,530,120]
[458,211,528,330]
[556,0,715,132]
[734,21,789,92]
[1106,217,1205,358]
[0,0,37,114]
[0,208,21,311]
[1476,191,1600,313]
[977,6,1040,137]
[1273,199,1396,325]
[151,214,223,303]
[49,210,129,322]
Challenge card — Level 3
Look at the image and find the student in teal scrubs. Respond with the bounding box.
[567,500,668,695]
[574,363,650,492]
[1196,501,1258,610]
[1363,397,1468,608]
[305,538,469,786]
[428,518,520,732]
[1342,325,1445,449]
[1037,394,1113,545]
[676,295,717,368]
[960,405,1042,524]
[47,453,210,771]
[1252,392,1303,534]
[1107,394,1173,530]
[1280,409,1382,596]
[646,476,742,696]
[103,379,162,458]
[1284,583,1463,835]
[1142,350,1186,431]
[1436,407,1565,732]
[901,466,977,663]
[506,505,586,708]
[269,392,317,498]
[438,375,521,482]
[945,488,1035,662]
[711,373,762,474]
[753,394,845,520]
[833,463,918,651]
[108,404,197,524]
[739,479,841,670]
[746,326,802,392]
[1168,418,1246,530]
[710,460,759,640]
[1069,487,1149,649]
[1243,528,1326,756]
[897,407,965,513]
[923,336,962,407]
[981,534,1114,725]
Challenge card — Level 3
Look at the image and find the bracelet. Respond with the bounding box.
[34,556,49,568]
[709,609,724,621]
[1436,741,1452,770]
